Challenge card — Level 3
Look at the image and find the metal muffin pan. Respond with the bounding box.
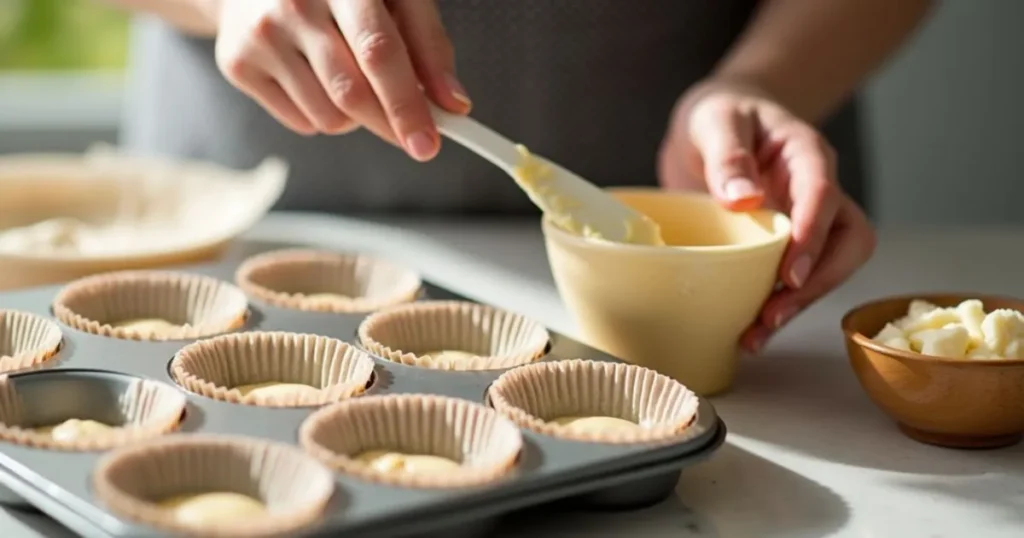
[0,248,726,538]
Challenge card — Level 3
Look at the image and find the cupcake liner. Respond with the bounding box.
[0,374,186,451]
[235,249,422,313]
[0,310,63,373]
[171,331,376,408]
[299,394,522,489]
[93,434,334,538]
[53,270,249,341]
[488,359,700,444]
[358,301,549,370]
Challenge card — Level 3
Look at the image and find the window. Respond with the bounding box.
[0,1,130,151]
[0,0,130,71]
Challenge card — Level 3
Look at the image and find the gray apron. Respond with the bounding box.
[120,0,866,215]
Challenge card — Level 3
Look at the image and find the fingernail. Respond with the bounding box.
[724,178,759,201]
[747,330,771,353]
[405,131,437,161]
[789,255,812,288]
[445,73,472,109]
[773,305,800,329]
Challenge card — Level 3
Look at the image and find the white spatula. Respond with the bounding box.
[430,105,664,246]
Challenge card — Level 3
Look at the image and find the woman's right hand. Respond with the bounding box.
[214,0,471,161]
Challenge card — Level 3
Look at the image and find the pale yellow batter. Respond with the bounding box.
[421,349,479,362]
[233,381,321,399]
[112,318,181,334]
[550,415,643,435]
[354,449,461,475]
[158,492,266,526]
[35,418,115,442]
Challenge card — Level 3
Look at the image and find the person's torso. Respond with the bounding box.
[121,0,837,214]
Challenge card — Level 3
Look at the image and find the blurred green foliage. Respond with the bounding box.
[0,0,129,71]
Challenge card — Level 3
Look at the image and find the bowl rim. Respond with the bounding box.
[841,292,1024,366]
[540,187,791,255]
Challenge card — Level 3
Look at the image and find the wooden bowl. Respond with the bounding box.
[841,293,1024,449]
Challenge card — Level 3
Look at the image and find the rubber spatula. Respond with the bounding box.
[430,105,664,246]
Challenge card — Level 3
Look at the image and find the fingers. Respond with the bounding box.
[775,127,843,289]
[744,197,876,352]
[216,2,358,137]
[330,0,440,161]
[391,0,471,113]
[292,15,398,144]
[688,98,765,211]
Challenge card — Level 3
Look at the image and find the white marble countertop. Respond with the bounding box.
[2,213,1023,538]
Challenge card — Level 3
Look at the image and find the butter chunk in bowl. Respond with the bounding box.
[0,145,287,290]
[871,298,1024,360]
[842,293,1024,449]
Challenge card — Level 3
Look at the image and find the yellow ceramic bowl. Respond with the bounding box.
[542,187,791,396]
[842,293,1024,449]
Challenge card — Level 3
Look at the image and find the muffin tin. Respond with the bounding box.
[0,247,726,537]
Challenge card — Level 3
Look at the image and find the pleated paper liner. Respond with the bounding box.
[171,331,376,408]
[235,249,422,313]
[358,300,550,370]
[0,309,63,373]
[299,394,522,489]
[0,374,186,451]
[93,435,335,538]
[487,359,700,444]
[53,270,249,341]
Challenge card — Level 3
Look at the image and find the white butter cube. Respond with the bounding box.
[882,337,912,351]
[908,300,940,319]
[900,307,961,333]
[1004,340,1024,360]
[909,326,970,359]
[955,299,986,342]
[967,344,1000,359]
[980,309,1024,355]
[873,323,906,342]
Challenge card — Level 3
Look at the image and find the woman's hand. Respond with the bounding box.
[214,0,471,160]
[658,79,876,352]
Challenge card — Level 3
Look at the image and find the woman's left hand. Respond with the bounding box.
[658,79,876,353]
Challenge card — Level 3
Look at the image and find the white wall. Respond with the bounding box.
[863,1,1024,227]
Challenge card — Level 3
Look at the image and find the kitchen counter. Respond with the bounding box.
[2,213,1022,538]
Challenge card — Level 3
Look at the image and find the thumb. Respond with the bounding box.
[690,103,765,211]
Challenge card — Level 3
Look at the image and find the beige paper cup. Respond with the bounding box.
[358,301,549,370]
[53,270,249,341]
[300,394,522,488]
[542,188,790,396]
[93,435,335,538]
[236,249,422,313]
[488,359,699,444]
[0,372,186,451]
[0,310,63,373]
[171,331,376,408]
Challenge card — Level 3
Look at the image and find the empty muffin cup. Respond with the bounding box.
[0,310,63,374]
[235,249,422,313]
[358,301,549,370]
[488,359,700,444]
[93,434,335,538]
[171,331,376,408]
[300,394,522,488]
[0,370,186,451]
[53,270,249,341]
